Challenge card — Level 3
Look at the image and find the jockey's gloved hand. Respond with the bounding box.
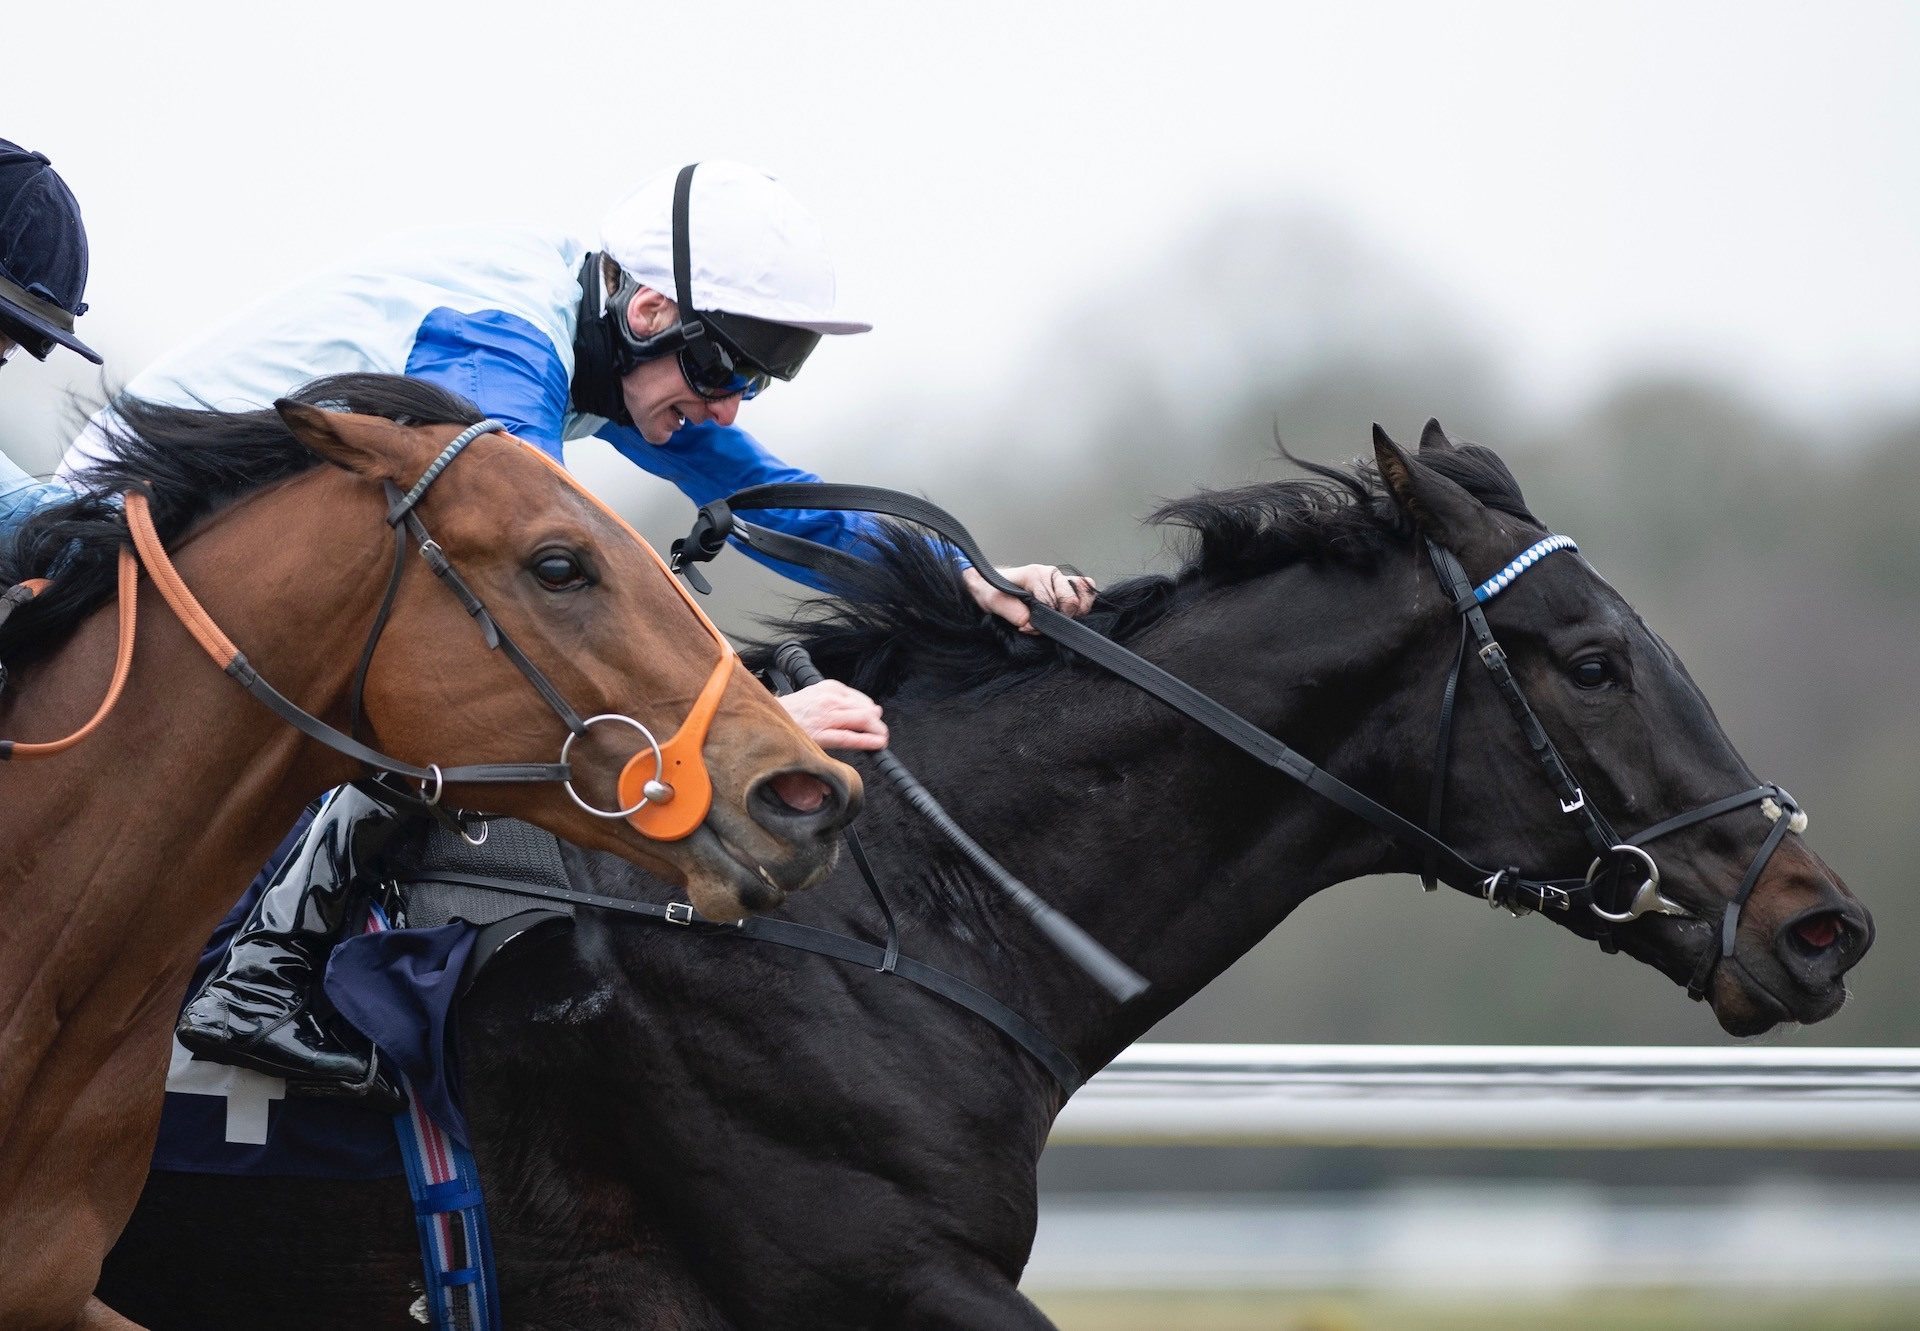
[963,564,1097,635]
[778,679,888,751]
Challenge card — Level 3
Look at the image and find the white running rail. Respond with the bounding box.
[1048,1045,1920,1149]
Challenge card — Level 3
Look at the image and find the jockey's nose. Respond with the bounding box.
[707,395,743,428]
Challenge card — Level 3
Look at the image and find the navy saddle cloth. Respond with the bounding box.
[153,814,573,1178]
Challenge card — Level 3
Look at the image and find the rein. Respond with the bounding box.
[0,420,737,845]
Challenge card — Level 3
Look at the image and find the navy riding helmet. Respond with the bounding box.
[0,140,101,364]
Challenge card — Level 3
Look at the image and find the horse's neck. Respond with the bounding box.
[871,556,1440,1073]
[0,477,382,989]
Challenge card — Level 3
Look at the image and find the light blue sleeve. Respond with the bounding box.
[595,420,880,592]
[403,308,572,461]
[0,453,71,541]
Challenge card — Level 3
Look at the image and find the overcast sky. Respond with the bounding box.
[4,1,1915,473]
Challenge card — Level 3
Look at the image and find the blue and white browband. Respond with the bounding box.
[1472,534,1578,604]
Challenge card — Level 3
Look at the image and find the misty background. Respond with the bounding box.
[6,5,1917,1326]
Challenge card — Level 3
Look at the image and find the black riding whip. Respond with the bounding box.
[774,641,1149,1004]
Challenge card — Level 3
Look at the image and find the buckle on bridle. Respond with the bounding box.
[1477,640,1507,668]
[1482,868,1531,918]
[666,901,695,925]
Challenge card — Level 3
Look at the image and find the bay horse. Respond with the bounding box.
[98,423,1872,1329]
[0,375,857,1331]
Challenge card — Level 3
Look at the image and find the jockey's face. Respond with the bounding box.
[617,287,745,445]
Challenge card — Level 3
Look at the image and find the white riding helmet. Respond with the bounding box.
[600,159,870,336]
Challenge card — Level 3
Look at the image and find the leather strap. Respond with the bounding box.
[0,547,139,759]
[403,868,1085,1092]
[1421,617,1469,891]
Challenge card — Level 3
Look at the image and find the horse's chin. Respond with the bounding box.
[1707,952,1846,1037]
[1610,915,1800,1036]
[681,826,791,922]
[1708,990,1790,1038]
[686,872,785,923]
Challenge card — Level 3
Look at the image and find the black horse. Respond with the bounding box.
[100,425,1872,1329]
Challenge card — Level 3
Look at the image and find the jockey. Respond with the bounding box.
[0,139,102,529]
[41,159,1094,1108]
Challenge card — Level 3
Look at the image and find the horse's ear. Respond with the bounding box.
[276,401,410,482]
[1373,423,1483,545]
[1418,418,1459,453]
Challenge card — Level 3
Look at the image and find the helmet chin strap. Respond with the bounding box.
[569,252,642,426]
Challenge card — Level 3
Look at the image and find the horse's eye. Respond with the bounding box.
[532,549,589,591]
[1570,656,1615,689]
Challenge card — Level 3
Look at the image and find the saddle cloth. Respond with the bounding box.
[153,814,573,1178]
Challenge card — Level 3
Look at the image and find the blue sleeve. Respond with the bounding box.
[404,308,571,461]
[596,420,880,593]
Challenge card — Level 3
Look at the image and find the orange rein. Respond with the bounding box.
[0,492,226,760]
[0,545,138,760]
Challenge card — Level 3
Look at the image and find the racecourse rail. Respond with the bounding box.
[1047,1045,1920,1150]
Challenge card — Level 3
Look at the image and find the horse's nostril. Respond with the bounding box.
[1790,911,1843,953]
[767,771,830,816]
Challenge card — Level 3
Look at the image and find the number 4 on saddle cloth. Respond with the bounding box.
[157,804,578,1181]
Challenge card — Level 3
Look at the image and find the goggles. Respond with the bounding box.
[674,310,821,402]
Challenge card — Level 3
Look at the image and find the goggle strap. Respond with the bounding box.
[665,162,776,400]
[671,163,700,348]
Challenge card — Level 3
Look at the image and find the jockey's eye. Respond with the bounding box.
[1570,655,1616,690]
[531,548,591,591]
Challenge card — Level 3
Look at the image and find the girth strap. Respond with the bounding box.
[400,868,1086,1092]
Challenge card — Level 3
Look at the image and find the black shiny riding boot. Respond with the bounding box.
[176,785,409,1113]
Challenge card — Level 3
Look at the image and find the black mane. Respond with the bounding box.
[0,373,482,666]
[744,442,1537,701]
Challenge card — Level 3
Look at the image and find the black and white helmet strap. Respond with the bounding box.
[672,163,699,341]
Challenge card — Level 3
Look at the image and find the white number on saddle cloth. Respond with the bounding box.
[165,1036,286,1144]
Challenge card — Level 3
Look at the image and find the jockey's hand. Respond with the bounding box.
[963,564,1098,634]
[778,680,888,751]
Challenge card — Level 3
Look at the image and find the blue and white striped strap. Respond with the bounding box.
[1472,534,1578,604]
[363,904,502,1331]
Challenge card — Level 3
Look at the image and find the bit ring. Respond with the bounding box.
[560,714,665,819]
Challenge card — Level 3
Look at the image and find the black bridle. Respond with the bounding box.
[1418,536,1804,999]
